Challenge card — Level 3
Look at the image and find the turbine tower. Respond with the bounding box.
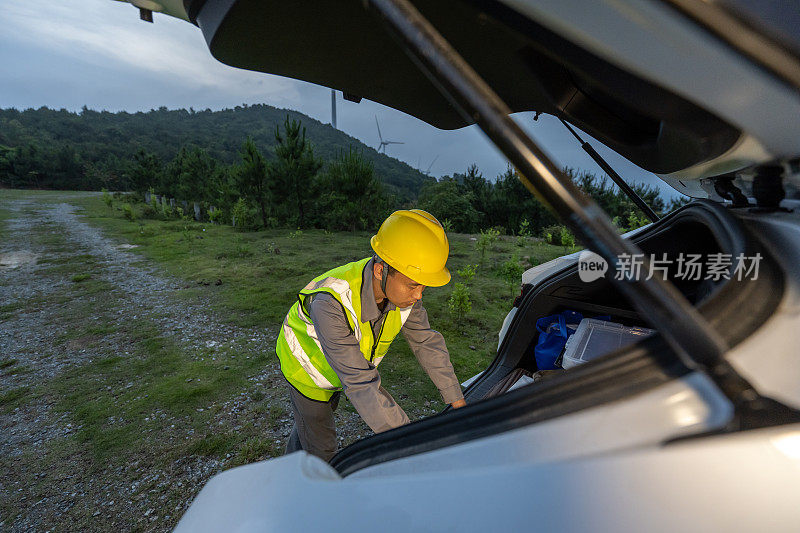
[331,89,337,130]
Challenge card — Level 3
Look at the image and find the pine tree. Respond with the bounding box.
[129,149,163,195]
[317,148,387,231]
[268,117,322,228]
[234,137,270,228]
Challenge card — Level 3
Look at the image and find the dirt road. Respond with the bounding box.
[0,193,364,531]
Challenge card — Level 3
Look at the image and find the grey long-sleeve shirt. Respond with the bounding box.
[307,259,463,434]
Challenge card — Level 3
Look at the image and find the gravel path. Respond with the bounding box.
[0,195,367,531]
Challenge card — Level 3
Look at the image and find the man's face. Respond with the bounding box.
[375,263,425,309]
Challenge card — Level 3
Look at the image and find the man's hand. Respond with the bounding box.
[451,398,466,409]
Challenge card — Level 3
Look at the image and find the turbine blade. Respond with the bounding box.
[426,155,439,173]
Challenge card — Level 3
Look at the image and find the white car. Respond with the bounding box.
[121,0,800,530]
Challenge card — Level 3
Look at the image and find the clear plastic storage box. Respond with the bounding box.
[562,318,654,369]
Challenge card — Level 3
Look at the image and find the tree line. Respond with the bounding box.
[0,104,431,199]
[418,164,686,235]
[1,104,686,235]
[125,117,392,232]
[116,121,683,235]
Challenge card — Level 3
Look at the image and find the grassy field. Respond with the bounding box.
[1,189,569,530]
[70,193,569,410]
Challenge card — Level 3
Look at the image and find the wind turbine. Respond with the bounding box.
[375,116,404,153]
[424,155,439,176]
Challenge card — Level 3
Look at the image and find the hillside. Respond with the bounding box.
[0,104,433,199]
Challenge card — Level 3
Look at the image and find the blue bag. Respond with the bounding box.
[534,310,583,370]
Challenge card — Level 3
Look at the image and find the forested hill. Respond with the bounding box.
[0,104,432,199]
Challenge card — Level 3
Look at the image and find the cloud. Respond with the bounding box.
[1,0,298,103]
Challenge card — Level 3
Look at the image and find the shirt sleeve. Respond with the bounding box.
[307,293,410,433]
[401,301,465,405]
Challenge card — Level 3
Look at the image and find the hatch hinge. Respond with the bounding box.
[712,174,749,207]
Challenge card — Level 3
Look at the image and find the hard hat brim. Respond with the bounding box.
[410,266,451,287]
[370,234,451,287]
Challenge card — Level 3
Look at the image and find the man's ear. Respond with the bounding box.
[373,261,383,280]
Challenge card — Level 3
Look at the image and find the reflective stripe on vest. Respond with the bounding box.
[276,258,413,401]
[281,318,335,389]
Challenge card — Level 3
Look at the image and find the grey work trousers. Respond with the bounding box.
[284,384,341,462]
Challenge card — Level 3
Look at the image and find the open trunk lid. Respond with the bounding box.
[165,0,800,198]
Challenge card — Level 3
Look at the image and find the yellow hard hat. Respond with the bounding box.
[371,209,451,287]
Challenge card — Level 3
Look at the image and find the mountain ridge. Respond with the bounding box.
[0,103,433,198]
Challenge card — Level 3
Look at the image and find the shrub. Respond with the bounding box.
[627,211,650,231]
[102,188,112,208]
[476,228,500,264]
[540,224,576,247]
[441,218,454,233]
[540,224,561,245]
[208,208,223,225]
[448,282,472,324]
[141,203,158,219]
[560,226,576,250]
[231,198,257,231]
[518,218,531,237]
[161,197,173,218]
[149,189,159,213]
[516,218,531,247]
[457,264,477,284]
[121,203,136,221]
[499,253,525,296]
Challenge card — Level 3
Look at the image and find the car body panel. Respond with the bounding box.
[175,423,800,532]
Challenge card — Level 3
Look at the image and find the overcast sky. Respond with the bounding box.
[1,0,680,198]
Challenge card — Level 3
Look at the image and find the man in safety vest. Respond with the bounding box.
[276,209,466,461]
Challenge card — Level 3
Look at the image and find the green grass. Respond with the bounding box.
[49,315,273,465]
[69,192,568,411]
[0,301,26,321]
[2,364,32,377]
[5,190,568,466]
[0,386,32,411]
[0,189,574,530]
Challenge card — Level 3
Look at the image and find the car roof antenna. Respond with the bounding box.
[558,117,660,223]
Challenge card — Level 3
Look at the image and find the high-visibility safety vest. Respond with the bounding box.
[276,258,413,401]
